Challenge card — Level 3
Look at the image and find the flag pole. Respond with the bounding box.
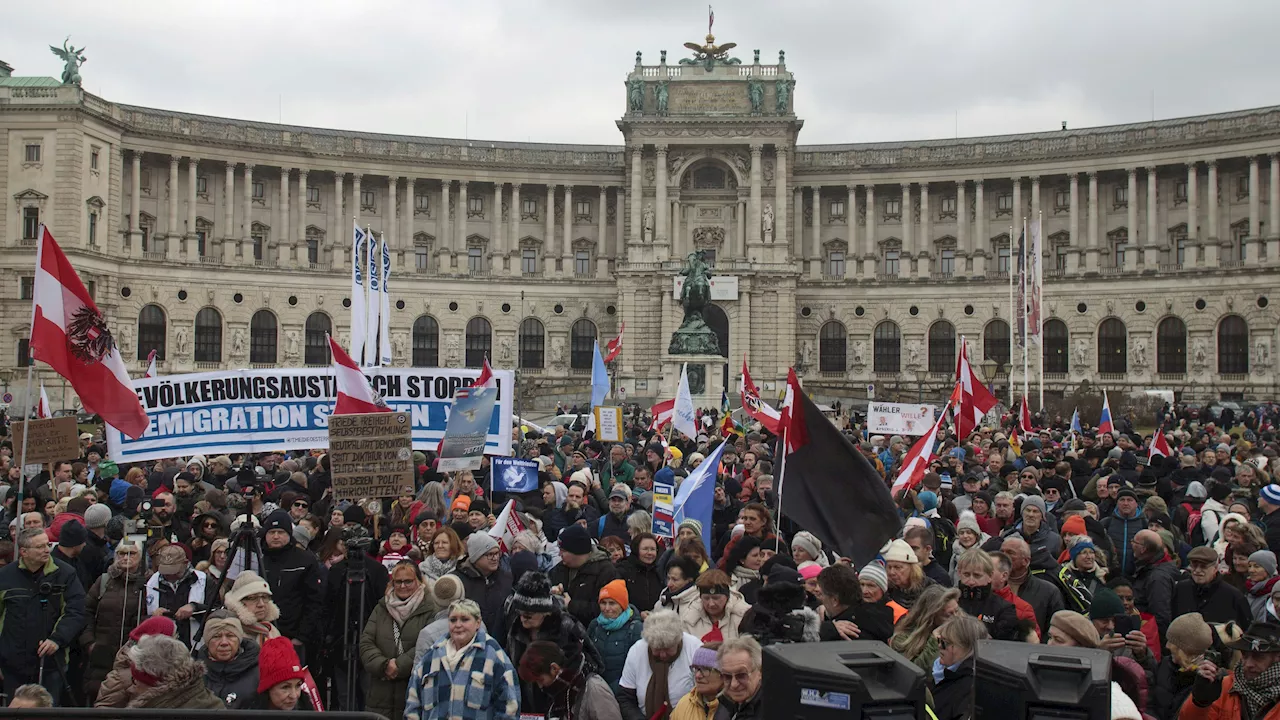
[1021,217,1030,414]
[1007,224,1014,408]
[774,421,787,553]
[14,358,33,562]
[1037,210,1045,412]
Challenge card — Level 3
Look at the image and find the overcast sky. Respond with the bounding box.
[6,0,1280,146]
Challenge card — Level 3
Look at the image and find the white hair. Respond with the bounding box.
[641,609,685,650]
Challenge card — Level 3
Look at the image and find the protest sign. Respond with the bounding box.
[328,412,413,500]
[593,406,623,443]
[12,417,80,465]
[866,401,937,436]
[652,475,675,539]
[492,456,538,493]
[438,386,499,472]
[104,367,514,463]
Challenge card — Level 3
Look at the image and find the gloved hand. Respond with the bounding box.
[1191,661,1224,707]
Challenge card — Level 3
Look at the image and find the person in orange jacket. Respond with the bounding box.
[1180,620,1280,720]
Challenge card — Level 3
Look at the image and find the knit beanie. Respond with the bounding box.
[956,512,981,536]
[129,615,177,642]
[84,503,112,529]
[859,562,888,592]
[451,495,472,512]
[1261,484,1280,506]
[1166,613,1213,656]
[1050,610,1100,649]
[691,646,719,669]
[260,509,293,538]
[257,636,307,693]
[1250,550,1278,577]
[58,520,88,548]
[510,571,556,614]
[557,524,593,556]
[798,562,822,580]
[1088,587,1126,620]
[202,608,245,643]
[226,569,272,605]
[677,519,703,538]
[1061,515,1088,538]
[791,531,823,561]
[1021,494,1047,517]
[599,578,629,609]
[465,531,499,561]
[1068,539,1097,563]
[432,574,465,607]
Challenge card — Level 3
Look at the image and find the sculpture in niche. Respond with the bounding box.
[763,161,774,185]
[1131,337,1148,370]
[550,336,566,367]
[644,161,655,184]
[851,341,866,368]
[285,331,300,361]
[906,340,923,369]
[642,205,655,243]
[747,78,764,114]
[118,324,134,356]
[655,80,669,115]
[667,151,688,180]
[669,251,720,355]
[775,78,793,114]
[175,327,189,358]
[499,336,514,364]
[392,333,407,362]
[1073,338,1089,369]
[1192,339,1208,369]
[761,203,775,242]
[338,331,350,353]
[446,334,461,367]
[231,329,246,358]
[799,340,814,368]
[1256,337,1272,368]
[627,76,644,113]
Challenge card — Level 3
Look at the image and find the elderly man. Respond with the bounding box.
[1000,536,1063,641]
[715,636,764,720]
[617,610,701,720]
[994,496,1061,573]
[1181,621,1280,719]
[1173,546,1253,627]
[550,524,619,627]
[1131,528,1178,639]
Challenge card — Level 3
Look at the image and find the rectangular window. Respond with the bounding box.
[467,247,484,273]
[140,225,150,252]
[1114,185,1128,205]
[88,212,97,245]
[829,200,845,219]
[997,193,1013,212]
[522,248,538,275]
[574,251,591,276]
[361,190,375,209]
[1055,191,1070,210]
[17,338,30,368]
[940,197,956,215]
[468,196,484,215]
[1239,175,1250,198]
[252,234,264,261]
[415,246,429,271]
[415,194,429,212]
[702,249,717,266]
[884,199,901,217]
[22,207,40,239]
[86,281,95,301]
[576,200,592,218]
[141,170,151,190]
[884,249,900,276]
[997,246,1011,274]
[308,238,319,264]
[1176,237,1186,266]
[1175,180,1187,202]
[90,148,100,170]
[253,181,265,199]
[197,176,208,194]
[24,144,41,163]
[826,251,845,278]
[940,248,955,276]
[20,276,34,300]
[1056,245,1067,271]
[1115,243,1128,267]
[196,231,207,257]
[307,186,320,204]
[522,198,537,217]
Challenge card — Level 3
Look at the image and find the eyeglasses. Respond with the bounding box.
[692,666,720,677]
[481,549,502,560]
[722,670,754,686]
[392,579,418,587]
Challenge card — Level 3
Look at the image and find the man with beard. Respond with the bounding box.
[148,491,191,544]
[607,445,635,490]
[1180,621,1280,719]
[258,511,324,663]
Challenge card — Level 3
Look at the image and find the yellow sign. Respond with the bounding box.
[593,406,623,443]
[328,412,414,500]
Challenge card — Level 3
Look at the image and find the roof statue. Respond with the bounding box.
[50,37,86,86]
[680,33,742,72]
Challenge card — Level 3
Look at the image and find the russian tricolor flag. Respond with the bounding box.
[1098,390,1114,435]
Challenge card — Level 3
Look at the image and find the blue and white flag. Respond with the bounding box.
[1070,407,1082,434]
[364,230,381,366]
[673,363,698,440]
[673,441,726,557]
[377,235,392,366]
[590,340,610,408]
[492,456,539,493]
[350,223,368,364]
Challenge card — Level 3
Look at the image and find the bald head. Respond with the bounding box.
[1000,536,1030,559]
[1134,529,1162,558]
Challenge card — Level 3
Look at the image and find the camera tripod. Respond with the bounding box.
[215,511,265,602]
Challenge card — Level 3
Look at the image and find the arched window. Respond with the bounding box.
[1098,318,1128,374]
[250,310,277,364]
[983,319,1011,367]
[1043,319,1068,373]
[412,316,439,367]
[138,304,166,361]
[1218,315,1249,374]
[570,319,597,370]
[703,304,730,357]
[465,317,491,368]
[519,318,544,369]
[304,312,331,365]
[1157,317,1187,374]
[819,321,846,372]
[193,307,222,363]
[874,321,900,373]
[927,321,955,373]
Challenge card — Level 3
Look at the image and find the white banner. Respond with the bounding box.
[867,401,938,436]
[105,367,514,464]
[673,275,739,300]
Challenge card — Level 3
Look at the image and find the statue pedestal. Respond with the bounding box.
[661,353,729,415]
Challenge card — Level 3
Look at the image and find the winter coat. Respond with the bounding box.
[93,642,138,707]
[597,510,633,543]
[1171,577,1254,628]
[1056,562,1105,614]
[127,662,225,709]
[1132,553,1179,637]
[1103,510,1148,577]
[453,560,514,642]
[930,655,976,720]
[958,589,1020,641]
[322,553,389,645]
[197,639,260,709]
[1176,671,1280,720]
[616,555,664,613]
[1150,656,1196,720]
[737,582,821,646]
[403,628,521,720]
[713,686,763,720]
[260,541,325,649]
[360,592,436,720]
[548,547,620,627]
[1246,576,1280,621]
[1014,574,1065,642]
[587,609,644,692]
[997,523,1063,574]
[671,688,720,720]
[80,566,148,702]
[818,601,895,643]
[507,610,603,714]
[0,556,86,674]
[680,588,752,643]
[658,581,701,617]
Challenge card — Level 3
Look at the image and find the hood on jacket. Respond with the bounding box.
[224,588,280,628]
[198,636,260,677]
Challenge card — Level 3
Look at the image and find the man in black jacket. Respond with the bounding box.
[258,510,324,662]
[1173,546,1253,627]
[452,532,512,641]
[321,528,388,711]
[1131,529,1178,640]
[0,527,86,705]
[549,524,618,627]
[816,565,893,643]
[1259,484,1280,553]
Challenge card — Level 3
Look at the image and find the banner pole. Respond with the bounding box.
[1038,210,1046,412]
[14,359,34,562]
[774,422,787,553]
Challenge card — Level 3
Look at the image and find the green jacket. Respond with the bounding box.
[605,460,636,489]
[360,594,437,720]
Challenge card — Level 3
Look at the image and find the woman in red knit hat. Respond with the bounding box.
[253,636,314,711]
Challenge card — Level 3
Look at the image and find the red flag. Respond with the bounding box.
[329,335,391,415]
[471,356,496,389]
[1150,430,1172,458]
[143,348,158,379]
[649,398,675,431]
[604,322,625,363]
[30,226,149,438]
[1019,397,1034,435]
[892,403,950,496]
[779,368,809,454]
[300,667,325,712]
[953,337,998,440]
[740,356,781,433]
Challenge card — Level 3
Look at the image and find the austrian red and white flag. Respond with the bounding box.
[740,356,782,434]
[488,499,528,553]
[650,398,675,432]
[953,337,998,440]
[1019,397,1034,435]
[328,334,391,415]
[29,226,149,438]
[1150,431,1172,458]
[778,368,809,454]
[143,349,158,379]
[891,403,950,496]
[36,384,52,419]
[604,322,624,363]
[471,356,496,389]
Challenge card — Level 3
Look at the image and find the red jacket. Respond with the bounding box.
[995,586,1040,636]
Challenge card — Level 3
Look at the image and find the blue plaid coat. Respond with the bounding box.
[404,627,520,720]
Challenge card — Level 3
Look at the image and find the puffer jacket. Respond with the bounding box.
[359,592,437,720]
[658,581,701,616]
[80,565,147,703]
[586,608,644,692]
[679,588,751,643]
[197,639,259,709]
[259,542,324,650]
[616,554,664,613]
[93,642,137,707]
[1103,510,1147,577]
[126,662,225,709]
[507,609,604,714]
[0,556,86,673]
[548,547,620,627]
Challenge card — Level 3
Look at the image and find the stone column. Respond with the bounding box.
[1086,172,1100,272]
[901,183,912,277]
[810,186,822,278]
[614,187,625,259]
[920,182,931,276]
[864,185,878,278]
[1067,174,1080,273]
[562,184,574,275]
[629,148,642,246]
[973,181,986,276]
[1031,177,1041,221]
[333,172,344,268]
[956,181,968,276]
[774,144,788,249]
[279,168,290,266]
[186,158,198,262]
[508,183,521,275]
[1186,163,1199,269]
[544,185,554,272]
[457,180,468,261]
[223,162,235,262]
[438,180,450,267]
[1125,168,1137,270]
[791,187,802,260]
[738,197,747,259]
[1145,167,1159,268]
[1249,156,1261,264]
[847,184,858,273]
[389,176,401,270]
[596,186,607,276]
[490,182,502,272]
[298,169,309,267]
[748,143,763,246]
[1206,162,1220,268]
[351,173,362,232]
[166,155,180,260]
[243,164,254,265]
[1011,177,1022,231]
[655,145,669,247]
[129,151,142,254]
[669,199,678,256]
[1270,155,1280,263]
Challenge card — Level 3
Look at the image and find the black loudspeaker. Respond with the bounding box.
[973,639,1112,719]
[762,640,926,719]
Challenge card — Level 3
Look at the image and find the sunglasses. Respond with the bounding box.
[692,666,720,677]
[293,502,308,508]
[722,670,754,686]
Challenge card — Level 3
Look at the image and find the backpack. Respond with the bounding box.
[1182,502,1206,546]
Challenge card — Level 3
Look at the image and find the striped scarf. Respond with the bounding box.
[1233,660,1280,719]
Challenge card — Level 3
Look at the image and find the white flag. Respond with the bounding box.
[378,235,392,366]
[673,363,698,440]
[364,230,381,366]
[37,384,52,419]
[350,223,368,365]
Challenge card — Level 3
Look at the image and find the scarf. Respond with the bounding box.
[420,554,457,580]
[731,565,760,588]
[442,637,469,672]
[1232,658,1280,719]
[1247,575,1280,598]
[545,668,585,719]
[385,585,426,627]
[595,606,633,633]
[645,650,673,719]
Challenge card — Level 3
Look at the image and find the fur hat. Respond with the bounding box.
[201,608,245,643]
[257,636,306,693]
[225,570,280,627]
[1050,610,1100,648]
[510,571,556,614]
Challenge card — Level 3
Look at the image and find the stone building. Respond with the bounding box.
[2,37,1279,413]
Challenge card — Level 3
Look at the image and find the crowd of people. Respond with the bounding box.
[1,400,1280,719]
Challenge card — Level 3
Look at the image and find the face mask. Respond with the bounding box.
[959,582,991,602]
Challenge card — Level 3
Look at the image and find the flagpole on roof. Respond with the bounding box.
[1037,210,1045,412]
[1022,216,1030,422]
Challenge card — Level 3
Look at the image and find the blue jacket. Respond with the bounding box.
[1102,509,1147,577]
[586,610,643,692]
[404,627,519,720]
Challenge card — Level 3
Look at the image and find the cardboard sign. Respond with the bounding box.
[328,412,413,500]
[593,406,623,443]
[11,417,81,465]
[866,401,938,436]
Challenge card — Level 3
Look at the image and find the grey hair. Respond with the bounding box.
[938,613,989,653]
[448,598,483,622]
[1000,536,1031,558]
[626,510,653,536]
[17,527,47,549]
[11,684,53,707]
[641,609,685,650]
[128,634,194,678]
[717,635,763,671]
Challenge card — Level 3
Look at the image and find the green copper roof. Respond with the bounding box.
[0,76,62,87]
